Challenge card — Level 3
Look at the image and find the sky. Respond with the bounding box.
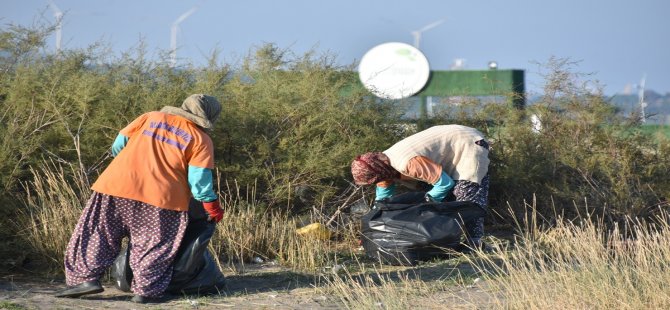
[3,0,669,95]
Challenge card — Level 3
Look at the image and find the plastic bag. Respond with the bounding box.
[296,223,332,240]
[111,200,226,295]
[361,192,487,266]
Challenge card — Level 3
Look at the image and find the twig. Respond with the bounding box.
[196,301,236,307]
[325,186,362,227]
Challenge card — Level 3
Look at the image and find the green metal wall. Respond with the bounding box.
[418,69,525,108]
[340,69,526,113]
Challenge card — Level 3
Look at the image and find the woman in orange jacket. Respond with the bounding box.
[55,94,224,303]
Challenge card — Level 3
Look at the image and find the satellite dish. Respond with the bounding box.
[358,42,431,100]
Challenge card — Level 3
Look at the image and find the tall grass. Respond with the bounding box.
[210,180,351,272]
[15,160,90,269]
[468,202,670,309]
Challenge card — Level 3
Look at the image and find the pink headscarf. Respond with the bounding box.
[351,152,398,185]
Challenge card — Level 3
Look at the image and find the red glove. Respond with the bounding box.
[203,200,224,223]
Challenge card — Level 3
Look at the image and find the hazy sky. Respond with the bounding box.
[3,0,669,95]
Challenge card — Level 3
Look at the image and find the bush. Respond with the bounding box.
[213,44,399,209]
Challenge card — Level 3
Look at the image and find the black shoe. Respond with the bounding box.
[54,280,104,298]
[477,242,494,254]
[131,294,172,304]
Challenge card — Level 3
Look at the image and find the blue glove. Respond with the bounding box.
[375,183,396,201]
[426,171,455,202]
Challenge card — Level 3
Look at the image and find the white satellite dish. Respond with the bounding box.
[358,42,430,100]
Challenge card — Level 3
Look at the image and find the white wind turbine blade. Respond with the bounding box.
[419,19,446,32]
[411,19,445,49]
[638,74,646,104]
[47,0,63,52]
[171,7,198,66]
[638,74,647,123]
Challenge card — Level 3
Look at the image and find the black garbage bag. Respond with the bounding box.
[361,192,487,266]
[111,200,226,295]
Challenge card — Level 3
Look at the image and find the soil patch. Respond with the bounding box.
[0,257,494,309]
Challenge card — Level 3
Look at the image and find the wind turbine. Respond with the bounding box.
[47,0,63,52]
[638,74,647,123]
[170,7,198,67]
[411,19,445,50]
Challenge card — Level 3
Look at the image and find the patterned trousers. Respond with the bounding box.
[452,139,490,244]
[64,191,188,297]
[453,175,489,243]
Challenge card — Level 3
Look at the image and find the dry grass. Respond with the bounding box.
[467,203,670,309]
[318,259,486,310]
[323,270,432,310]
[15,160,90,269]
[207,180,349,272]
[318,201,670,309]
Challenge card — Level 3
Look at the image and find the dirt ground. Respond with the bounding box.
[0,258,493,310]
